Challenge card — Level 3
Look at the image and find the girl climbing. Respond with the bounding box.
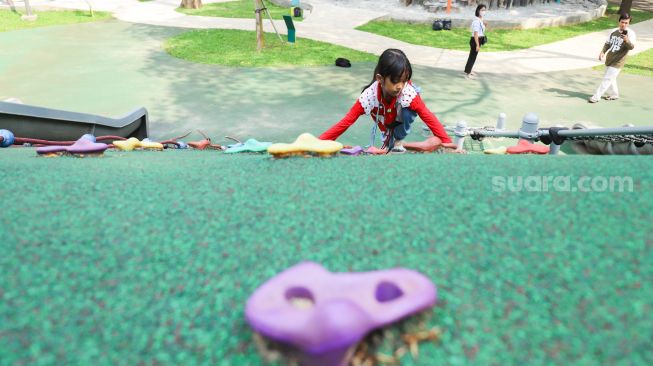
[319,49,456,153]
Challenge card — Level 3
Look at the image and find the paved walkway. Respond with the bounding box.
[16,0,653,73]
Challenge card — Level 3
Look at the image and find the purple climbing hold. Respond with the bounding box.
[36,136,108,156]
[340,146,364,156]
[245,262,437,366]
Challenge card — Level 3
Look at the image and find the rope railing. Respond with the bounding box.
[434,113,653,155]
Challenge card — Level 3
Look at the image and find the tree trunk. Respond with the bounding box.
[180,0,203,9]
[254,0,264,52]
[618,0,633,15]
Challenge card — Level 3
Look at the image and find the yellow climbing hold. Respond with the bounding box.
[267,133,343,158]
[483,146,508,155]
[113,138,163,151]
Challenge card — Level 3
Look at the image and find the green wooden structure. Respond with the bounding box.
[283,15,295,43]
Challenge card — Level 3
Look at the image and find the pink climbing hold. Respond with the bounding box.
[507,139,550,154]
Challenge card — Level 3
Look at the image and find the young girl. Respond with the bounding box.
[319,49,453,153]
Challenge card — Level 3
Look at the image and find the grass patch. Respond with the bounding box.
[594,47,653,77]
[624,48,653,77]
[177,0,302,21]
[356,5,653,51]
[164,29,376,67]
[0,9,112,32]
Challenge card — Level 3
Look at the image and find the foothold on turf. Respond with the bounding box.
[340,146,363,156]
[0,129,15,148]
[81,134,96,142]
[246,261,437,366]
[113,137,163,151]
[506,139,550,154]
[267,133,343,158]
[225,139,272,154]
[37,136,108,157]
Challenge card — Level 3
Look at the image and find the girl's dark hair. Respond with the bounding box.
[619,12,631,21]
[363,49,413,92]
[475,4,486,17]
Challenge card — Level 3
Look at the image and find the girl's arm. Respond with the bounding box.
[474,31,480,52]
[409,95,452,143]
[319,101,365,141]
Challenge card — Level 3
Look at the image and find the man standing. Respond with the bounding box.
[588,13,637,103]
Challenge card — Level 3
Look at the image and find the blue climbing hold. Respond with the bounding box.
[81,134,96,142]
[0,129,15,148]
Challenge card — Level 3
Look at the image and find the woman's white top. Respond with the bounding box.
[471,16,485,37]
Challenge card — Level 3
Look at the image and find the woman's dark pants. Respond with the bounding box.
[464,37,479,74]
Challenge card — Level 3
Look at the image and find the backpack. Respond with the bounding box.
[443,18,452,30]
[335,58,351,68]
[432,19,443,31]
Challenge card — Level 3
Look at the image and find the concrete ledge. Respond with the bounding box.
[373,1,607,29]
[268,0,314,13]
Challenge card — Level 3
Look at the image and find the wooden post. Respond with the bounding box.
[180,0,203,9]
[254,0,265,52]
[22,0,38,21]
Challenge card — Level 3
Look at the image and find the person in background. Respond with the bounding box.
[463,4,487,80]
[588,12,637,103]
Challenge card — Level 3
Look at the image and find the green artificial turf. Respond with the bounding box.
[356,5,653,51]
[1,148,652,365]
[0,9,112,33]
[164,29,377,67]
[176,0,302,21]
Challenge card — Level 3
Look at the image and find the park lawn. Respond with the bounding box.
[356,5,653,51]
[0,9,112,32]
[623,48,653,77]
[177,0,303,21]
[165,29,376,67]
[593,47,653,77]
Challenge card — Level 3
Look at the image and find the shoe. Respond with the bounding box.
[602,95,619,101]
[470,71,478,76]
[587,97,599,103]
[465,73,476,80]
[390,145,406,154]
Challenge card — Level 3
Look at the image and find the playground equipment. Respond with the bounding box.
[246,262,436,366]
[113,137,163,151]
[224,138,272,153]
[0,101,148,142]
[435,113,653,155]
[254,0,284,51]
[36,134,108,157]
[283,15,296,43]
[267,133,343,158]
